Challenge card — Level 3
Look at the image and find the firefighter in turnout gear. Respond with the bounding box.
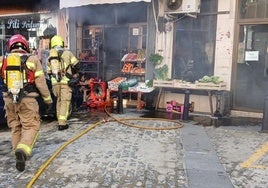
[0,34,53,172]
[47,35,80,130]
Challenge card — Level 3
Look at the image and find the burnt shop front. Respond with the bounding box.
[63,1,154,109]
[62,0,229,115]
[64,1,150,81]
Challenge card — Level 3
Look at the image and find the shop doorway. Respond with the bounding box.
[103,26,128,80]
[234,24,268,112]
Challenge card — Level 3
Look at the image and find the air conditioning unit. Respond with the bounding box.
[164,0,201,14]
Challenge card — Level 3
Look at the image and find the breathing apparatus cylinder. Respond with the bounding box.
[6,53,23,103]
[49,49,61,82]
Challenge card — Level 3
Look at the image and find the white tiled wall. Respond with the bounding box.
[214,0,235,91]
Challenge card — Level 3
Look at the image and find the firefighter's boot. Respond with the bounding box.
[58,124,69,131]
[15,149,27,172]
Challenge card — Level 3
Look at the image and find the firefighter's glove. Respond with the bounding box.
[65,72,72,79]
[72,62,81,74]
[68,77,79,87]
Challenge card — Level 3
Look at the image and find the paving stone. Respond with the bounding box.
[0,110,267,187]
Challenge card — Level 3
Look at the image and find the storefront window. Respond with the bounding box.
[0,12,57,56]
[0,20,5,56]
[239,0,268,19]
[172,0,217,82]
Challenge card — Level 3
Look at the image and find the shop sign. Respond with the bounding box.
[0,18,40,30]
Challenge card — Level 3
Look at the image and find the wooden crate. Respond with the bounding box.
[173,80,196,89]
[153,80,174,87]
[195,82,227,90]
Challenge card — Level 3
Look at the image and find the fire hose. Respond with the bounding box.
[27,106,183,187]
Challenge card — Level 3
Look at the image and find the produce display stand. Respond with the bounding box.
[107,77,154,111]
[120,52,146,82]
[153,79,228,119]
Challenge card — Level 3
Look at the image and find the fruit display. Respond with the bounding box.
[121,53,137,61]
[130,67,145,74]
[121,62,134,73]
[108,77,127,90]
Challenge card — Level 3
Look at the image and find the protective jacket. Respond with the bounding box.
[46,49,79,126]
[0,52,52,157]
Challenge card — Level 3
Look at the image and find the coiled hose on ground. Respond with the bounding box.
[27,106,183,187]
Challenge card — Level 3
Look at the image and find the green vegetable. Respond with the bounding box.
[149,53,164,67]
[146,79,153,87]
[155,64,168,80]
[199,75,223,84]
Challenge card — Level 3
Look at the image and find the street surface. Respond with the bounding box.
[0,109,267,188]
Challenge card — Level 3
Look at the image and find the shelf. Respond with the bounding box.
[82,48,94,51]
[120,51,146,82]
[122,60,145,63]
[80,60,102,63]
[122,72,145,76]
[121,53,145,62]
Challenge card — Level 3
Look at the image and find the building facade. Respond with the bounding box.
[60,0,236,115]
[1,0,267,117]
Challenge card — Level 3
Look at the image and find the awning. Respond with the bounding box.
[60,0,151,9]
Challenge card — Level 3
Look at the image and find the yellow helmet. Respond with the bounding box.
[50,35,64,48]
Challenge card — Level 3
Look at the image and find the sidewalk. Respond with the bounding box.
[0,109,267,187]
[182,122,233,188]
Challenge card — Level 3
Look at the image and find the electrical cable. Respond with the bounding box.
[152,0,159,33]
[27,105,183,187]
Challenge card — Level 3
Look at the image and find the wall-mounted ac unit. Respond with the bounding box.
[164,0,201,14]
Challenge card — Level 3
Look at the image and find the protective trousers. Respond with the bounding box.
[4,97,40,157]
[52,84,72,125]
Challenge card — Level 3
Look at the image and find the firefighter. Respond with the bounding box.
[0,34,53,172]
[46,35,80,130]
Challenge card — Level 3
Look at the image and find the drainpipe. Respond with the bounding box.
[261,95,268,133]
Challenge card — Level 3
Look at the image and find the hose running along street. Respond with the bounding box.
[27,106,183,187]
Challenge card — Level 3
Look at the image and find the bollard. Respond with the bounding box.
[182,89,190,120]
[117,84,123,114]
[261,95,268,133]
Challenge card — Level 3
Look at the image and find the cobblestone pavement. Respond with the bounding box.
[0,109,267,188]
[205,117,268,188]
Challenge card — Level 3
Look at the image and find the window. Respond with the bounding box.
[172,0,217,82]
[128,23,147,50]
[239,0,268,19]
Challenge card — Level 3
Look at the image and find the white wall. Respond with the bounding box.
[155,0,173,78]
[214,0,236,91]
